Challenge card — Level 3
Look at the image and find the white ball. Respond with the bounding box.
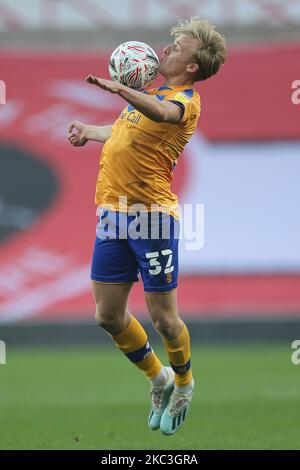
[109,41,159,90]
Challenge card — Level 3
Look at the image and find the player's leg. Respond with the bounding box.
[145,289,192,387]
[92,280,167,401]
[91,208,166,402]
[130,211,194,434]
[92,280,132,335]
[145,289,194,435]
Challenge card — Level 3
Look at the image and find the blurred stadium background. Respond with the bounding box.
[0,0,300,450]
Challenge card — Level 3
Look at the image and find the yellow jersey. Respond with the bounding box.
[95,85,201,219]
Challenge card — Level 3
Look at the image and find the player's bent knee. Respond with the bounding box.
[152,316,176,336]
[94,307,127,335]
[95,308,114,329]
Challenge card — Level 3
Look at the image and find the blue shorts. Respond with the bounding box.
[91,208,180,293]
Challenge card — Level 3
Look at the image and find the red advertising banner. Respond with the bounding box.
[0,43,300,322]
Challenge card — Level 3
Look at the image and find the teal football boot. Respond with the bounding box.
[148,367,175,431]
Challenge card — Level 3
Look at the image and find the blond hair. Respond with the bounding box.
[170,17,226,81]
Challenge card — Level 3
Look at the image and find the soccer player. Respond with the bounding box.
[68,18,226,435]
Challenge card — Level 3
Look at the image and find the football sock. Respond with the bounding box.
[163,323,193,387]
[174,381,194,395]
[112,315,162,380]
[150,366,168,388]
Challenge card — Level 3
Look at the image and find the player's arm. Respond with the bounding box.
[68,120,113,146]
[86,75,183,124]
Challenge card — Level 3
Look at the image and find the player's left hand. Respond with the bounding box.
[86,75,122,93]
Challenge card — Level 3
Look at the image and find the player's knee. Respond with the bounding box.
[95,307,113,329]
[95,306,126,335]
[153,315,176,336]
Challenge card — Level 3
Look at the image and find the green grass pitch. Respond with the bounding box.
[0,344,299,450]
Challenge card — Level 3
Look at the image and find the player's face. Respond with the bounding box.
[159,34,199,78]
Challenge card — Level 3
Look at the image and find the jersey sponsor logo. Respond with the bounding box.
[127,111,142,124]
[120,109,142,124]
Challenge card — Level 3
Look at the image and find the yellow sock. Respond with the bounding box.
[112,316,162,380]
[163,323,193,387]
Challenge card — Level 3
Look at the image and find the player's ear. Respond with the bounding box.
[186,63,199,74]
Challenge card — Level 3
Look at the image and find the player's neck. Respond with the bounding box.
[163,77,195,87]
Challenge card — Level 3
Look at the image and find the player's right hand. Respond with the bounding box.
[68,120,88,146]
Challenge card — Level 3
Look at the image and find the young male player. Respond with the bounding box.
[68,18,226,435]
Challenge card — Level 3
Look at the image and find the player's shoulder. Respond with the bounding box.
[147,85,199,99]
[147,85,200,115]
[169,88,200,117]
[171,87,199,105]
